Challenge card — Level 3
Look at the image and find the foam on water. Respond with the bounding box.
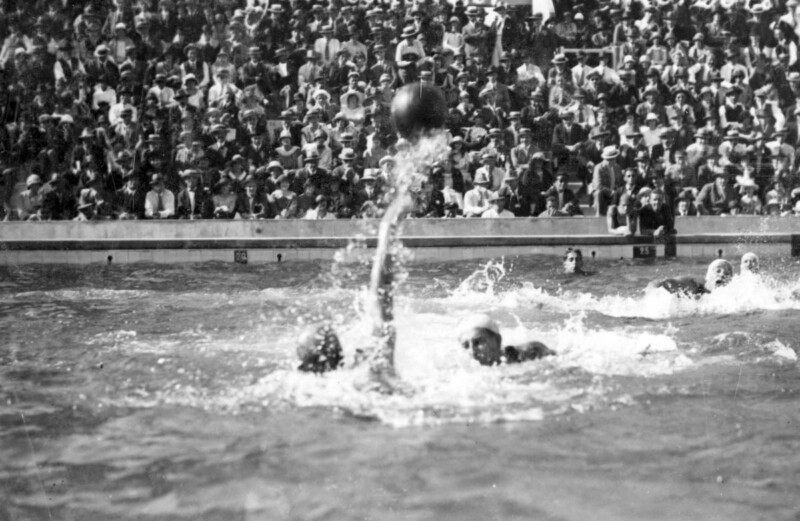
[90,256,800,427]
[440,259,800,319]
[110,306,691,427]
[10,288,156,301]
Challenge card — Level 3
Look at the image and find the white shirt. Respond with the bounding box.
[144,189,175,218]
[108,103,137,126]
[92,86,117,111]
[482,207,515,218]
[463,187,491,217]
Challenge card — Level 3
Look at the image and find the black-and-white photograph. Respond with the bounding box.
[2,0,800,518]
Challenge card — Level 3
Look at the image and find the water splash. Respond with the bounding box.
[453,258,510,297]
[488,272,800,320]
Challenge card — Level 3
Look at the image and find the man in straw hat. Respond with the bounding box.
[591,145,623,217]
[463,170,493,217]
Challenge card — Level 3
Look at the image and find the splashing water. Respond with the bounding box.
[453,258,510,297]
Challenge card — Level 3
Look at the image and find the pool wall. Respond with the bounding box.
[0,217,798,264]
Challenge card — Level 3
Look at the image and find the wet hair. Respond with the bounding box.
[296,324,344,373]
[563,247,583,262]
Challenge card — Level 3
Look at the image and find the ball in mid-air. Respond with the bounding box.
[390,82,447,139]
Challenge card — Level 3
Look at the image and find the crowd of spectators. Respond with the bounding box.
[4,0,800,225]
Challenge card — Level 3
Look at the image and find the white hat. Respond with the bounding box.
[602,145,619,159]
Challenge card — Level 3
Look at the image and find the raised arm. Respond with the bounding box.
[366,188,413,382]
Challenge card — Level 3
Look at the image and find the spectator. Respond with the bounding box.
[463,171,493,217]
[144,174,175,219]
[591,145,622,217]
[175,170,211,220]
[1,0,799,227]
[482,194,514,218]
[675,193,699,217]
[14,174,45,221]
[738,178,763,215]
[696,170,740,215]
[639,189,675,238]
[542,173,582,217]
[607,193,637,237]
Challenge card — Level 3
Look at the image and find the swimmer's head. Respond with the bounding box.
[563,248,584,274]
[740,252,759,274]
[705,259,733,291]
[296,323,344,373]
[457,314,503,366]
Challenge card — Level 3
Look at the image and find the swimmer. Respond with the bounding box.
[295,169,413,383]
[296,323,345,373]
[563,247,594,276]
[740,252,759,274]
[651,259,734,298]
[563,248,584,274]
[458,314,554,366]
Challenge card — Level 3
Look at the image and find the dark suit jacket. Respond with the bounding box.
[176,187,212,219]
[541,186,582,215]
[552,123,585,156]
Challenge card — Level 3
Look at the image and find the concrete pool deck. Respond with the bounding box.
[0,216,798,264]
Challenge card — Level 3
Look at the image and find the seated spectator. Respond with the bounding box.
[238,178,276,220]
[272,174,297,219]
[764,179,793,215]
[639,189,675,238]
[176,170,212,220]
[695,170,739,215]
[607,193,637,237]
[591,145,622,217]
[212,178,238,219]
[295,181,318,218]
[354,170,384,217]
[482,193,515,218]
[738,179,763,215]
[14,174,45,221]
[463,171,493,217]
[304,195,335,220]
[144,174,175,219]
[114,173,145,220]
[542,173,582,216]
[674,194,699,217]
[496,171,527,217]
[41,173,77,221]
[327,178,355,218]
[77,173,112,221]
[340,89,366,128]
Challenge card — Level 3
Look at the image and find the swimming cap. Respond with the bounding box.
[740,252,759,273]
[457,314,500,339]
[705,259,733,290]
[707,259,733,275]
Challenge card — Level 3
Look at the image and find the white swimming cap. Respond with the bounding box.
[707,259,733,275]
[458,314,500,339]
[740,252,759,273]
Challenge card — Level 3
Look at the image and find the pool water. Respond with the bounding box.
[1,255,799,521]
